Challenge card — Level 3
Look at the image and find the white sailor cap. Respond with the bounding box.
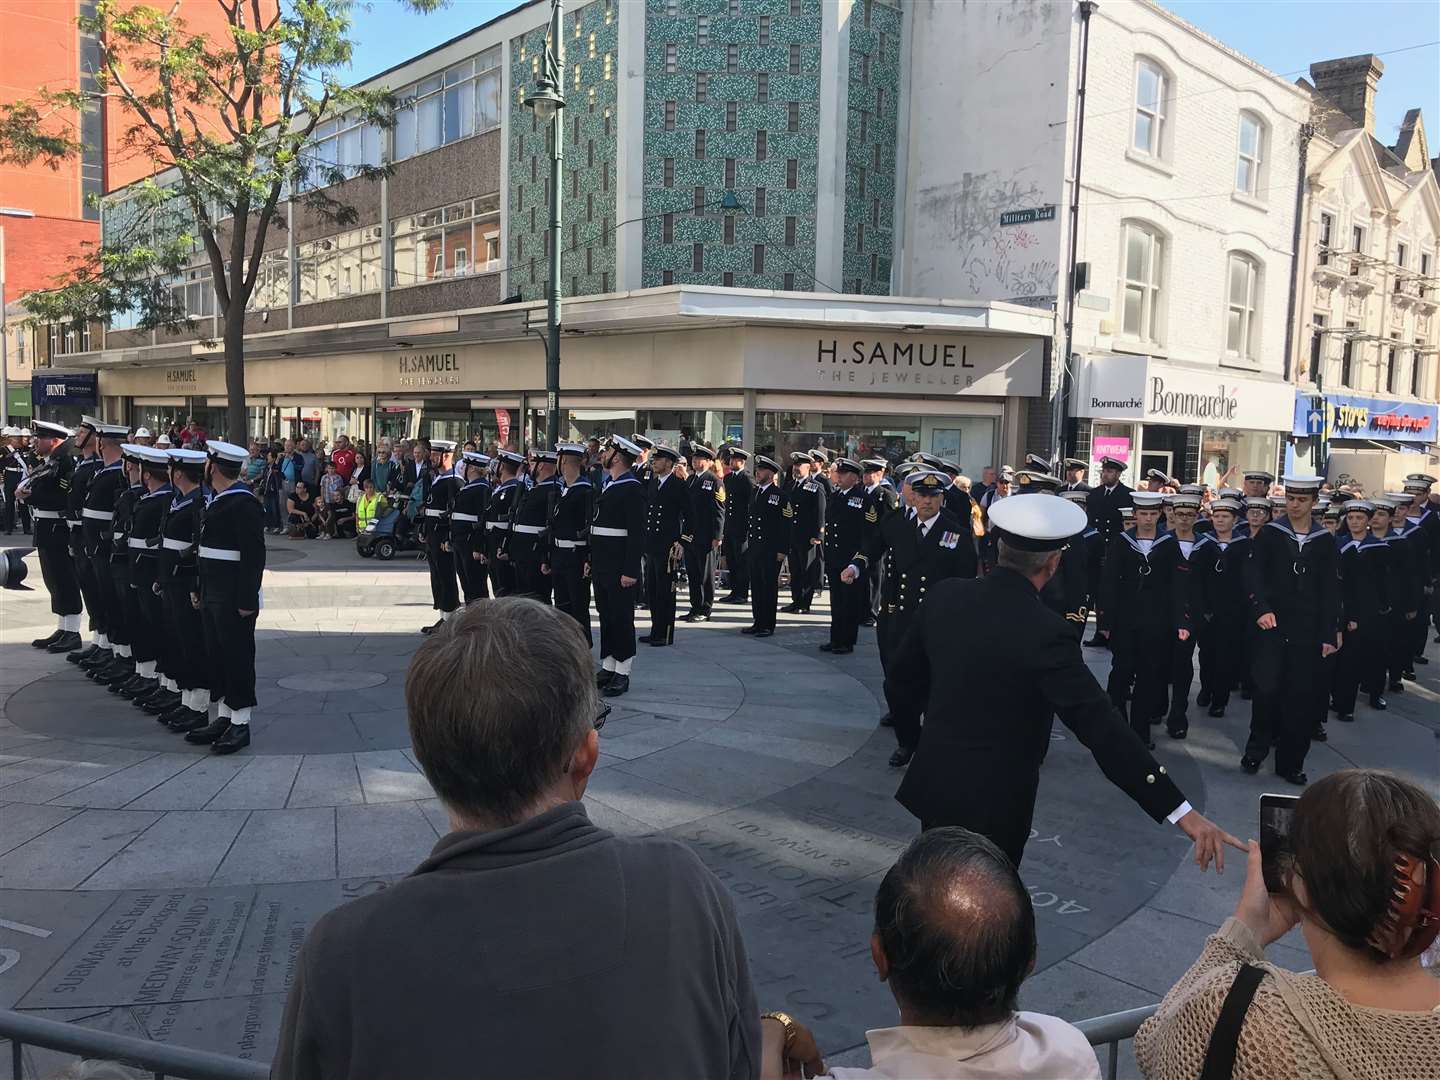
[652,444,681,463]
[532,449,559,463]
[155,433,172,447]
[1098,455,1126,471]
[606,435,643,458]
[790,450,813,465]
[631,434,655,451]
[998,465,1016,481]
[834,458,862,476]
[78,415,103,432]
[167,448,208,464]
[722,445,750,461]
[906,470,948,493]
[133,427,153,439]
[1024,452,1053,472]
[462,450,491,466]
[1062,457,1088,471]
[496,449,526,467]
[555,442,588,457]
[1167,493,1202,509]
[861,458,888,472]
[1342,499,1375,515]
[1384,490,1413,504]
[689,443,716,460]
[1216,487,1243,499]
[97,422,131,439]
[754,455,781,473]
[1244,496,1272,511]
[1178,483,1205,496]
[0,425,18,437]
[1313,495,1332,510]
[1059,489,1090,504]
[31,420,71,439]
[937,459,961,476]
[1210,497,1243,513]
[1146,468,1171,483]
[206,439,248,465]
[1244,470,1276,483]
[1404,472,1437,486]
[124,444,170,466]
[1268,495,1287,509]
[1014,470,1061,492]
[1280,474,1323,495]
[987,492,1087,552]
[1402,474,1434,492]
[1373,495,1403,510]
[1131,491,1166,509]
[429,439,457,453]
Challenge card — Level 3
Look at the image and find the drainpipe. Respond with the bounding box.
[1055,0,1097,459]
[1282,123,1315,383]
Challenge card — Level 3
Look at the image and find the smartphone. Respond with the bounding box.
[1259,793,1300,893]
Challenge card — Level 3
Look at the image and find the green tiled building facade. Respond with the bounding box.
[640,0,823,290]
[842,0,900,295]
[507,0,620,301]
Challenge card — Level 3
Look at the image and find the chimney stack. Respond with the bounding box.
[1309,54,1384,135]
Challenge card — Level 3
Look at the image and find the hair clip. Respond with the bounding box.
[1366,854,1440,960]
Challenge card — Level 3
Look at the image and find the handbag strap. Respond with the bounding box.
[1199,963,1266,1080]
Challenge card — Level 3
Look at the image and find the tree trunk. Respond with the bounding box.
[222,306,248,444]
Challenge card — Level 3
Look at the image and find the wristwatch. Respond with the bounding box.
[761,1011,796,1049]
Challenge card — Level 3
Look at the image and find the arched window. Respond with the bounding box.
[1133,59,1169,158]
[1121,220,1166,343]
[1235,112,1266,197]
[1225,253,1261,360]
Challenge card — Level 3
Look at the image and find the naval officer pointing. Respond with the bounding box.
[886,493,1243,871]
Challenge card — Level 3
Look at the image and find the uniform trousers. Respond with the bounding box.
[131,563,162,665]
[204,604,257,710]
[162,583,208,691]
[827,562,865,648]
[1107,622,1170,741]
[1166,633,1198,731]
[642,549,677,645]
[1331,618,1384,715]
[86,550,115,637]
[1202,613,1246,710]
[867,560,884,622]
[551,554,592,646]
[72,527,105,631]
[106,557,132,648]
[1245,626,1324,775]
[487,532,517,596]
[746,547,783,632]
[787,541,820,610]
[2,477,28,533]
[684,541,716,615]
[722,533,748,598]
[880,610,923,750]
[512,555,552,605]
[593,574,636,663]
[1406,597,1431,662]
[1386,610,1417,686]
[425,537,460,613]
[37,533,82,615]
[453,542,489,603]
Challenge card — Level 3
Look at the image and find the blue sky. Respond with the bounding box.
[346,0,1440,152]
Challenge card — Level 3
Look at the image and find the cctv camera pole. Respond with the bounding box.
[525,0,566,449]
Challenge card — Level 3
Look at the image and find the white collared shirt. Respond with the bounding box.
[917,512,940,538]
[829,1017,1101,1080]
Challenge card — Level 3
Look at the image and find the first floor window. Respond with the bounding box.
[1121,221,1164,342]
[389,196,500,288]
[1225,254,1260,360]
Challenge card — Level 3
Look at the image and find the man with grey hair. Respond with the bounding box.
[273,597,760,1080]
[887,494,1242,871]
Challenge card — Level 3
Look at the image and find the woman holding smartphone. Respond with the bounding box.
[1135,769,1440,1079]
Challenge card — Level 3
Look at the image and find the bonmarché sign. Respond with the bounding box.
[397,351,461,388]
[1077,355,1293,430]
[1148,376,1239,421]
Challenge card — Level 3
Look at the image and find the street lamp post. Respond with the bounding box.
[0,207,37,427]
[525,0,565,449]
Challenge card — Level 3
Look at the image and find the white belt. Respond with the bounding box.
[198,546,241,562]
[450,512,480,523]
[82,508,115,521]
[162,537,192,551]
[127,537,152,549]
[485,521,510,530]
[512,524,547,535]
[591,526,628,537]
[32,509,64,519]
[423,508,447,517]
[68,519,83,527]
[554,538,588,548]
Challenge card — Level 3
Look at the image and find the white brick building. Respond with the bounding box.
[899,0,1310,482]
[1287,55,1440,487]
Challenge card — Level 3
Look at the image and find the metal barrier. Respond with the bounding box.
[0,1007,268,1080]
[1076,1003,1158,1080]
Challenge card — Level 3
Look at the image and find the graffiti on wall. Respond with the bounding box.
[917,172,1060,303]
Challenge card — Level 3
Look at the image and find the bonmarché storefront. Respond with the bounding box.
[76,287,1052,479]
[1072,353,1295,487]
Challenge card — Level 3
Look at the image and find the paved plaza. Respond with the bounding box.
[0,535,1436,1076]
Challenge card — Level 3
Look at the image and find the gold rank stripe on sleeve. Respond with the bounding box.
[865,507,878,523]
[782,504,794,518]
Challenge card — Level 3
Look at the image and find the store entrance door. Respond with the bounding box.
[1139,423,1189,484]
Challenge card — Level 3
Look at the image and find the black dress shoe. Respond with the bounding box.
[211,724,251,754]
[142,691,181,715]
[1337,713,1355,723]
[818,642,835,652]
[1402,670,1416,681]
[80,649,113,670]
[647,638,671,647]
[879,713,894,728]
[740,626,758,635]
[164,708,209,732]
[860,617,875,628]
[1207,704,1226,718]
[67,643,97,664]
[1166,724,1187,740]
[118,675,152,698]
[601,674,630,697]
[1278,770,1308,786]
[1311,725,1328,742]
[1415,655,1430,665]
[1389,680,1405,692]
[888,745,914,768]
[596,669,615,688]
[1195,689,1212,707]
[31,629,62,650]
[1240,686,1253,700]
[718,595,748,604]
[184,718,232,745]
[420,619,443,635]
[1369,693,1388,710]
[47,631,82,654]
[1240,756,1261,774]
[780,603,800,614]
[830,645,853,655]
[1083,637,1104,647]
[753,628,774,638]
[684,613,710,623]
[795,607,811,615]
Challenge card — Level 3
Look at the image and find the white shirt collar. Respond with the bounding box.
[843,1017,1101,1080]
[917,512,940,534]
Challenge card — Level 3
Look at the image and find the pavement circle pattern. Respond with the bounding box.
[0,539,1435,1072]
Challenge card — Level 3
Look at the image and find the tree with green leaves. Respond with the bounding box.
[0,0,441,442]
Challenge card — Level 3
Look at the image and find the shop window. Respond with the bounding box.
[1224,253,1260,361]
[1120,219,1165,343]
[390,196,500,287]
[1200,428,1279,490]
